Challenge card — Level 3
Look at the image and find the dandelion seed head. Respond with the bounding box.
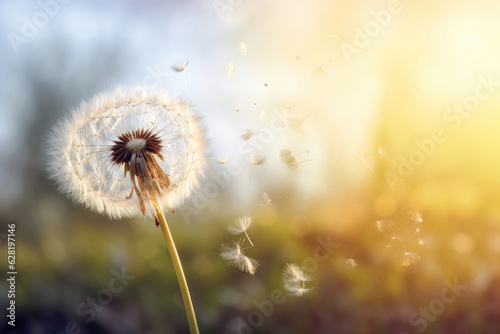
[399,252,421,266]
[47,86,205,219]
[227,216,253,235]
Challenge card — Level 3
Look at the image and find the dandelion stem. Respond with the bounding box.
[154,205,199,334]
[244,231,254,248]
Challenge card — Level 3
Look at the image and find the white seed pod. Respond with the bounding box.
[47,86,206,219]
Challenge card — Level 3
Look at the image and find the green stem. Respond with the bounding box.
[154,205,200,334]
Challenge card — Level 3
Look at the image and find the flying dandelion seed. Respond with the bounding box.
[239,41,248,55]
[280,149,312,171]
[217,154,230,179]
[340,258,358,269]
[282,263,313,296]
[220,240,259,275]
[260,192,272,207]
[260,110,268,124]
[47,86,204,334]
[240,129,262,141]
[399,252,421,266]
[172,59,189,72]
[386,235,405,249]
[171,60,189,87]
[227,216,253,235]
[408,209,423,223]
[288,112,312,133]
[407,209,423,232]
[227,215,254,248]
[248,154,266,181]
[375,219,395,233]
[226,62,234,77]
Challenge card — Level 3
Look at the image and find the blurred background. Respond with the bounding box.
[2,0,500,333]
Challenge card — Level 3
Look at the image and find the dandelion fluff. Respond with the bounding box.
[280,149,300,171]
[282,263,313,296]
[217,154,230,164]
[240,129,255,141]
[47,86,205,219]
[260,192,272,207]
[172,59,189,72]
[375,219,395,233]
[340,258,358,269]
[227,216,253,235]
[220,240,259,275]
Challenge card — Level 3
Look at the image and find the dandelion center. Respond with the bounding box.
[110,128,162,165]
[126,138,147,153]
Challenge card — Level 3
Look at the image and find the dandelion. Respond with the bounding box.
[226,61,234,77]
[220,239,259,275]
[399,252,421,266]
[171,59,189,86]
[282,263,313,296]
[260,192,272,207]
[288,112,312,133]
[375,219,395,233]
[240,129,262,141]
[47,86,204,334]
[239,41,248,55]
[249,154,266,181]
[217,154,230,179]
[280,149,312,171]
